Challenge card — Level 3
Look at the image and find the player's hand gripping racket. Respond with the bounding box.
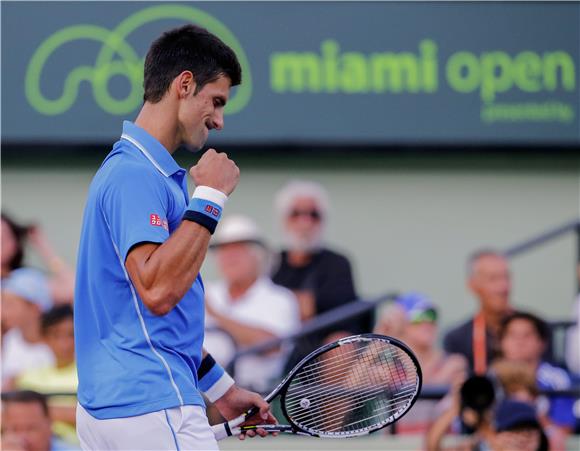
[212,333,422,439]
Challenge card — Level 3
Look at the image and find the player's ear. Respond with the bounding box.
[175,71,196,99]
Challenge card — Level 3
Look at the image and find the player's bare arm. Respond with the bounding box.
[126,149,239,316]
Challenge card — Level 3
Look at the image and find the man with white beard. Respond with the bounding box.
[271,181,371,369]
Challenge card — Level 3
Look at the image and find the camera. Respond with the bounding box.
[459,375,497,432]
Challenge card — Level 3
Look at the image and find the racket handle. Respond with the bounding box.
[212,422,233,441]
[243,405,260,419]
[211,405,262,440]
[212,409,248,441]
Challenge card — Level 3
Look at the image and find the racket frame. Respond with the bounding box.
[213,333,423,439]
[278,333,423,437]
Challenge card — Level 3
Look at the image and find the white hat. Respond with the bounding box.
[210,215,265,248]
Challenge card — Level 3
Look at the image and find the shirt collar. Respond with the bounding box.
[120,121,183,177]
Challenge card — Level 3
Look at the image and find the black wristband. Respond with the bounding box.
[183,210,218,234]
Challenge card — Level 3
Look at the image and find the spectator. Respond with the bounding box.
[204,215,301,392]
[375,293,467,433]
[565,269,579,374]
[2,268,55,390]
[490,358,570,448]
[444,249,512,374]
[426,385,549,451]
[492,399,548,451]
[271,180,371,368]
[1,390,79,451]
[16,305,78,445]
[1,212,27,278]
[1,212,75,303]
[491,359,538,403]
[498,311,575,447]
[426,376,496,451]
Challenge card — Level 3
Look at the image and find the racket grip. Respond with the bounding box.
[211,405,262,440]
[212,411,247,441]
[244,405,260,419]
[212,423,232,441]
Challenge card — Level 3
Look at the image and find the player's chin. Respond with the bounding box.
[182,139,204,153]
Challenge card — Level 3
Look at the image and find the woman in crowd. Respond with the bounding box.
[1,212,74,303]
[498,310,576,449]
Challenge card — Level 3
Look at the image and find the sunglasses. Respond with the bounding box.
[409,309,438,324]
[289,209,322,221]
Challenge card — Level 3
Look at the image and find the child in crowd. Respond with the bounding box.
[16,305,78,445]
[2,268,55,389]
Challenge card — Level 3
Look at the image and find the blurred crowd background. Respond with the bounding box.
[2,1,579,450]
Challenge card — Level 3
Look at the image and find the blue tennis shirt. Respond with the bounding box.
[74,121,206,419]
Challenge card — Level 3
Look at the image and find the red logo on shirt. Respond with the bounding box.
[150,214,162,226]
[150,214,169,231]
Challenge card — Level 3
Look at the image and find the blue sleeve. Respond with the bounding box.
[548,395,576,428]
[102,165,171,262]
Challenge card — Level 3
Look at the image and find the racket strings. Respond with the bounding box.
[292,342,415,385]
[289,380,416,434]
[286,378,415,411]
[300,393,415,432]
[334,396,417,432]
[290,344,378,374]
[287,385,417,426]
[284,340,419,436]
[287,384,397,420]
[287,381,417,418]
[288,346,403,386]
[288,345,413,398]
[287,347,416,402]
[287,357,417,400]
[286,365,417,413]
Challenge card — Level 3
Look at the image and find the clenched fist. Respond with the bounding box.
[189,149,240,196]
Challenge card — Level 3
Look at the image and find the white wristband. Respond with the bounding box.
[204,372,235,403]
[193,186,228,209]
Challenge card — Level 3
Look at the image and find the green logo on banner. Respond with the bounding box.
[25,4,252,116]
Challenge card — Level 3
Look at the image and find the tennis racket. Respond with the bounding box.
[212,333,422,439]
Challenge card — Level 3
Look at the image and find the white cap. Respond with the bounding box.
[211,215,265,248]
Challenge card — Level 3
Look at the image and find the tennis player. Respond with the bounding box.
[74,25,275,450]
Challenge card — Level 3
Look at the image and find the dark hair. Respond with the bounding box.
[1,212,29,271]
[499,311,549,343]
[41,304,74,333]
[143,24,242,103]
[1,390,49,416]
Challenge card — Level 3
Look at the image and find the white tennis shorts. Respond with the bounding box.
[76,403,219,450]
